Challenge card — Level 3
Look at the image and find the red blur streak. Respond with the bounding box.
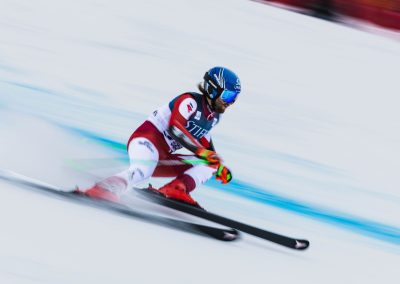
[258,0,400,31]
[334,1,400,31]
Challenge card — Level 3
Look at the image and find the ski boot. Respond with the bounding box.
[81,184,119,202]
[76,176,126,203]
[158,179,201,208]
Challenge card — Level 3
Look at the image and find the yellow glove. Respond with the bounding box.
[196,148,221,166]
[215,164,232,184]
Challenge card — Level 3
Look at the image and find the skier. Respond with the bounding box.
[81,67,241,207]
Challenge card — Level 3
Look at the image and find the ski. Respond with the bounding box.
[0,170,239,241]
[135,187,310,250]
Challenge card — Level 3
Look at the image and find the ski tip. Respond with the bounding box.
[222,229,240,241]
[294,239,310,250]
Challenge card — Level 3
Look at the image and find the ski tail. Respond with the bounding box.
[0,169,239,242]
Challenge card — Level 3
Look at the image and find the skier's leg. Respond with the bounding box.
[181,162,217,192]
[122,137,160,188]
[84,137,159,201]
[154,154,217,206]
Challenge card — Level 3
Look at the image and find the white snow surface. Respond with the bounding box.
[0,0,399,283]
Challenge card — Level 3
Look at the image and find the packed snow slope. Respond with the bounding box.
[0,0,399,283]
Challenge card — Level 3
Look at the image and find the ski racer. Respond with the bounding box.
[81,66,241,207]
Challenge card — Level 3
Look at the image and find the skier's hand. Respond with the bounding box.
[195,148,221,166]
[215,164,232,184]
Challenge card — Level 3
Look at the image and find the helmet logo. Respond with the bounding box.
[235,78,241,92]
[213,68,225,89]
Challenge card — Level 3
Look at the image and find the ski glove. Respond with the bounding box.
[195,148,221,166]
[215,164,232,184]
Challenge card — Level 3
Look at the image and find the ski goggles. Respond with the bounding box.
[204,72,239,104]
[220,89,239,104]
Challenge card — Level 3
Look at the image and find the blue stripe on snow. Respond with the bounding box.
[64,125,400,246]
[207,178,400,245]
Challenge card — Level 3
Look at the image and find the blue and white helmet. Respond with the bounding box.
[203,67,241,104]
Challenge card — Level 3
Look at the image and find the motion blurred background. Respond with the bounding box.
[0,0,399,283]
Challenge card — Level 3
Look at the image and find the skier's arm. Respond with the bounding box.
[168,95,230,182]
[199,135,215,151]
[168,95,220,164]
[167,94,202,152]
[169,114,220,164]
[169,121,202,153]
